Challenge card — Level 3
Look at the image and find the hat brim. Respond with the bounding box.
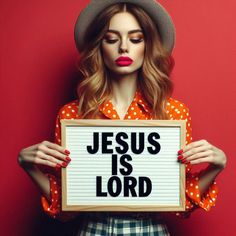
[74,0,176,53]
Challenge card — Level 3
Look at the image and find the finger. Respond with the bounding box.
[189,156,213,165]
[182,144,213,159]
[19,150,60,167]
[38,143,69,162]
[42,141,70,155]
[184,150,213,162]
[36,150,69,168]
[34,156,60,168]
[183,139,209,153]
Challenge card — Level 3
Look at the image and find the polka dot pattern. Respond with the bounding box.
[41,174,77,221]
[98,91,152,121]
[41,91,218,220]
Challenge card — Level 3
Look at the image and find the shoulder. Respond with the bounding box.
[57,99,79,119]
[167,97,191,119]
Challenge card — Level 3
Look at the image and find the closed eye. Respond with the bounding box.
[130,38,144,44]
[104,39,119,44]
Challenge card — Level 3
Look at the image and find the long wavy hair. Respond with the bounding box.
[76,3,174,119]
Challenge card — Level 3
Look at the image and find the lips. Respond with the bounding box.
[115,56,133,66]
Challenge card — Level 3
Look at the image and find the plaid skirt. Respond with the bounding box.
[77,213,170,236]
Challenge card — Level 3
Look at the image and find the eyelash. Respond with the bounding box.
[130,38,144,44]
[104,38,144,44]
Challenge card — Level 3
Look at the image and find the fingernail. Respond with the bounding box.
[65,149,70,155]
[65,156,71,162]
[178,155,183,161]
[55,164,61,169]
[182,159,189,164]
[178,149,183,155]
[61,162,68,167]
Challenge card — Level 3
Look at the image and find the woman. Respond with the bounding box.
[18,1,227,235]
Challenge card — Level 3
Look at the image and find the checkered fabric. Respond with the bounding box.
[78,215,170,236]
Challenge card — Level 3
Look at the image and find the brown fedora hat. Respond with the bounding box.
[74,0,176,53]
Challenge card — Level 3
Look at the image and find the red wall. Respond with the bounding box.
[1,0,235,235]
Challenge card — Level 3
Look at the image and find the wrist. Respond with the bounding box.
[18,153,36,170]
[20,161,37,171]
[209,162,226,171]
[210,150,227,170]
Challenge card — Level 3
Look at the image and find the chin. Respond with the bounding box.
[117,69,135,74]
[113,67,141,75]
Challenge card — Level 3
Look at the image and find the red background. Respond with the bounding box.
[1,0,235,235]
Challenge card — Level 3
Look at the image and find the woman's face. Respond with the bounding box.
[101,12,145,76]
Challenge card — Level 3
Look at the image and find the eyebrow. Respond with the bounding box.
[106,29,143,35]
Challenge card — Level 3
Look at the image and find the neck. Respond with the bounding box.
[109,71,138,106]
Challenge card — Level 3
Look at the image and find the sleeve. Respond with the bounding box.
[40,107,79,222]
[175,103,219,218]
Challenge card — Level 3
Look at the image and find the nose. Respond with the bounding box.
[119,38,128,53]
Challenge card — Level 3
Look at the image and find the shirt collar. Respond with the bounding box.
[134,90,152,113]
[99,89,151,119]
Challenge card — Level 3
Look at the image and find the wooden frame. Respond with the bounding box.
[61,119,186,212]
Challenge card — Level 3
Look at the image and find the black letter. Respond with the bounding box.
[124,176,137,197]
[115,132,129,154]
[112,154,118,175]
[139,177,152,197]
[102,132,113,154]
[108,176,122,197]
[96,176,107,197]
[147,132,161,154]
[131,132,144,154]
[87,132,99,154]
[120,154,133,175]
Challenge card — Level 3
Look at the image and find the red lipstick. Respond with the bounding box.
[115,56,133,66]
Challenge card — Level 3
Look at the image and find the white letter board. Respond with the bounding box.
[61,120,186,212]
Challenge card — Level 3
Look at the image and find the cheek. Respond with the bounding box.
[135,45,145,63]
[102,45,115,64]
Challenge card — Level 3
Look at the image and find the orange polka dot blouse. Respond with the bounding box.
[41,90,218,221]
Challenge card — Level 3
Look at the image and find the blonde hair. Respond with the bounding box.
[76,3,174,119]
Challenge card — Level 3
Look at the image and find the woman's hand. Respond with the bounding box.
[178,139,227,169]
[18,141,71,169]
